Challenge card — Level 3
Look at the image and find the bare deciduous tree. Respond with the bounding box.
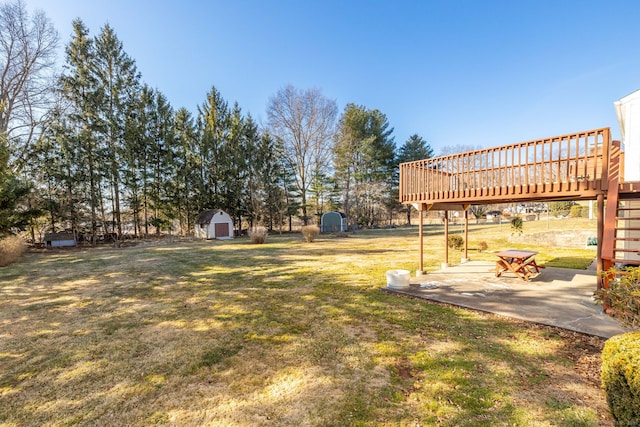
[0,0,58,170]
[267,84,337,224]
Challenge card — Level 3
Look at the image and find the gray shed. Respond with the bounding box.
[195,209,234,240]
[320,211,347,233]
[44,232,76,248]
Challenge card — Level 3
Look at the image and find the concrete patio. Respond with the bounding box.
[382,260,631,338]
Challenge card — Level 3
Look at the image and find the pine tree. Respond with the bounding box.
[197,86,229,210]
[32,108,79,234]
[397,134,434,163]
[93,24,140,238]
[0,131,34,235]
[397,134,434,224]
[254,132,287,231]
[146,90,174,235]
[121,87,147,237]
[334,104,395,228]
[171,107,198,235]
[242,114,261,227]
[59,19,102,244]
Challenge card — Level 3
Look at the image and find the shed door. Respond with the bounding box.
[215,222,229,238]
[325,214,339,232]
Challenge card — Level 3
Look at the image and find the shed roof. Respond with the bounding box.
[195,209,227,225]
[322,211,346,218]
[44,232,75,241]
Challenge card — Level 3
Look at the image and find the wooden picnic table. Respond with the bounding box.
[495,250,545,281]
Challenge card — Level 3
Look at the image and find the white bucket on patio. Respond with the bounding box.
[386,269,410,289]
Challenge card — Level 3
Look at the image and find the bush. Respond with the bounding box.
[248,226,268,244]
[301,225,319,243]
[549,201,573,217]
[478,241,488,252]
[447,235,464,251]
[0,235,26,267]
[510,217,523,234]
[601,331,640,424]
[570,205,588,218]
[596,267,640,327]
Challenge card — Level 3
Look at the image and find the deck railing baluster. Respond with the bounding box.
[399,128,609,205]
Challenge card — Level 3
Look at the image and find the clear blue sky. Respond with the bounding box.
[26,0,640,154]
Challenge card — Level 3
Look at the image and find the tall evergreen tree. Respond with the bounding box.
[146,90,174,235]
[241,114,261,227]
[134,85,159,235]
[220,103,240,222]
[93,24,140,237]
[0,130,34,235]
[59,19,102,244]
[32,107,79,234]
[397,134,434,224]
[197,86,229,210]
[397,134,434,163]
[334,104,395,228]
[171,107,198,235]
[253,132,287,231]
[121,86,148,237]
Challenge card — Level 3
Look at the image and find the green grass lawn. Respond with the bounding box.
[0,218,613,426]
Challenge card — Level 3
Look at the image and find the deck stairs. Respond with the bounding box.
[610,203,640,265]
[602,140,640,280]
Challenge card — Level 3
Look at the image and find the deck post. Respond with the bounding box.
[463,210,469,262]
[417,207,426,276]
[596,193,604,290]
[443,211,449,269]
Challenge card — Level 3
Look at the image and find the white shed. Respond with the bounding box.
[195,209,234,240]
[44,232,76,248]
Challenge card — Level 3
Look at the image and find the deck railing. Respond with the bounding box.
[399,128,612,205]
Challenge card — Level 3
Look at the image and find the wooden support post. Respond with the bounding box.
[444,211,449,268]
[463,210,469,261]
[596,193,604,290]
[418,207,425,275]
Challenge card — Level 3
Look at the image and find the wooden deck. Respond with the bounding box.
[399,128,612,208]
[399,127,640,286]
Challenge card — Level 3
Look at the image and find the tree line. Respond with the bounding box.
[0,1,434,242]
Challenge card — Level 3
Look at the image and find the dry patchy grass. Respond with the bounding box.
[0,219,615,426]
